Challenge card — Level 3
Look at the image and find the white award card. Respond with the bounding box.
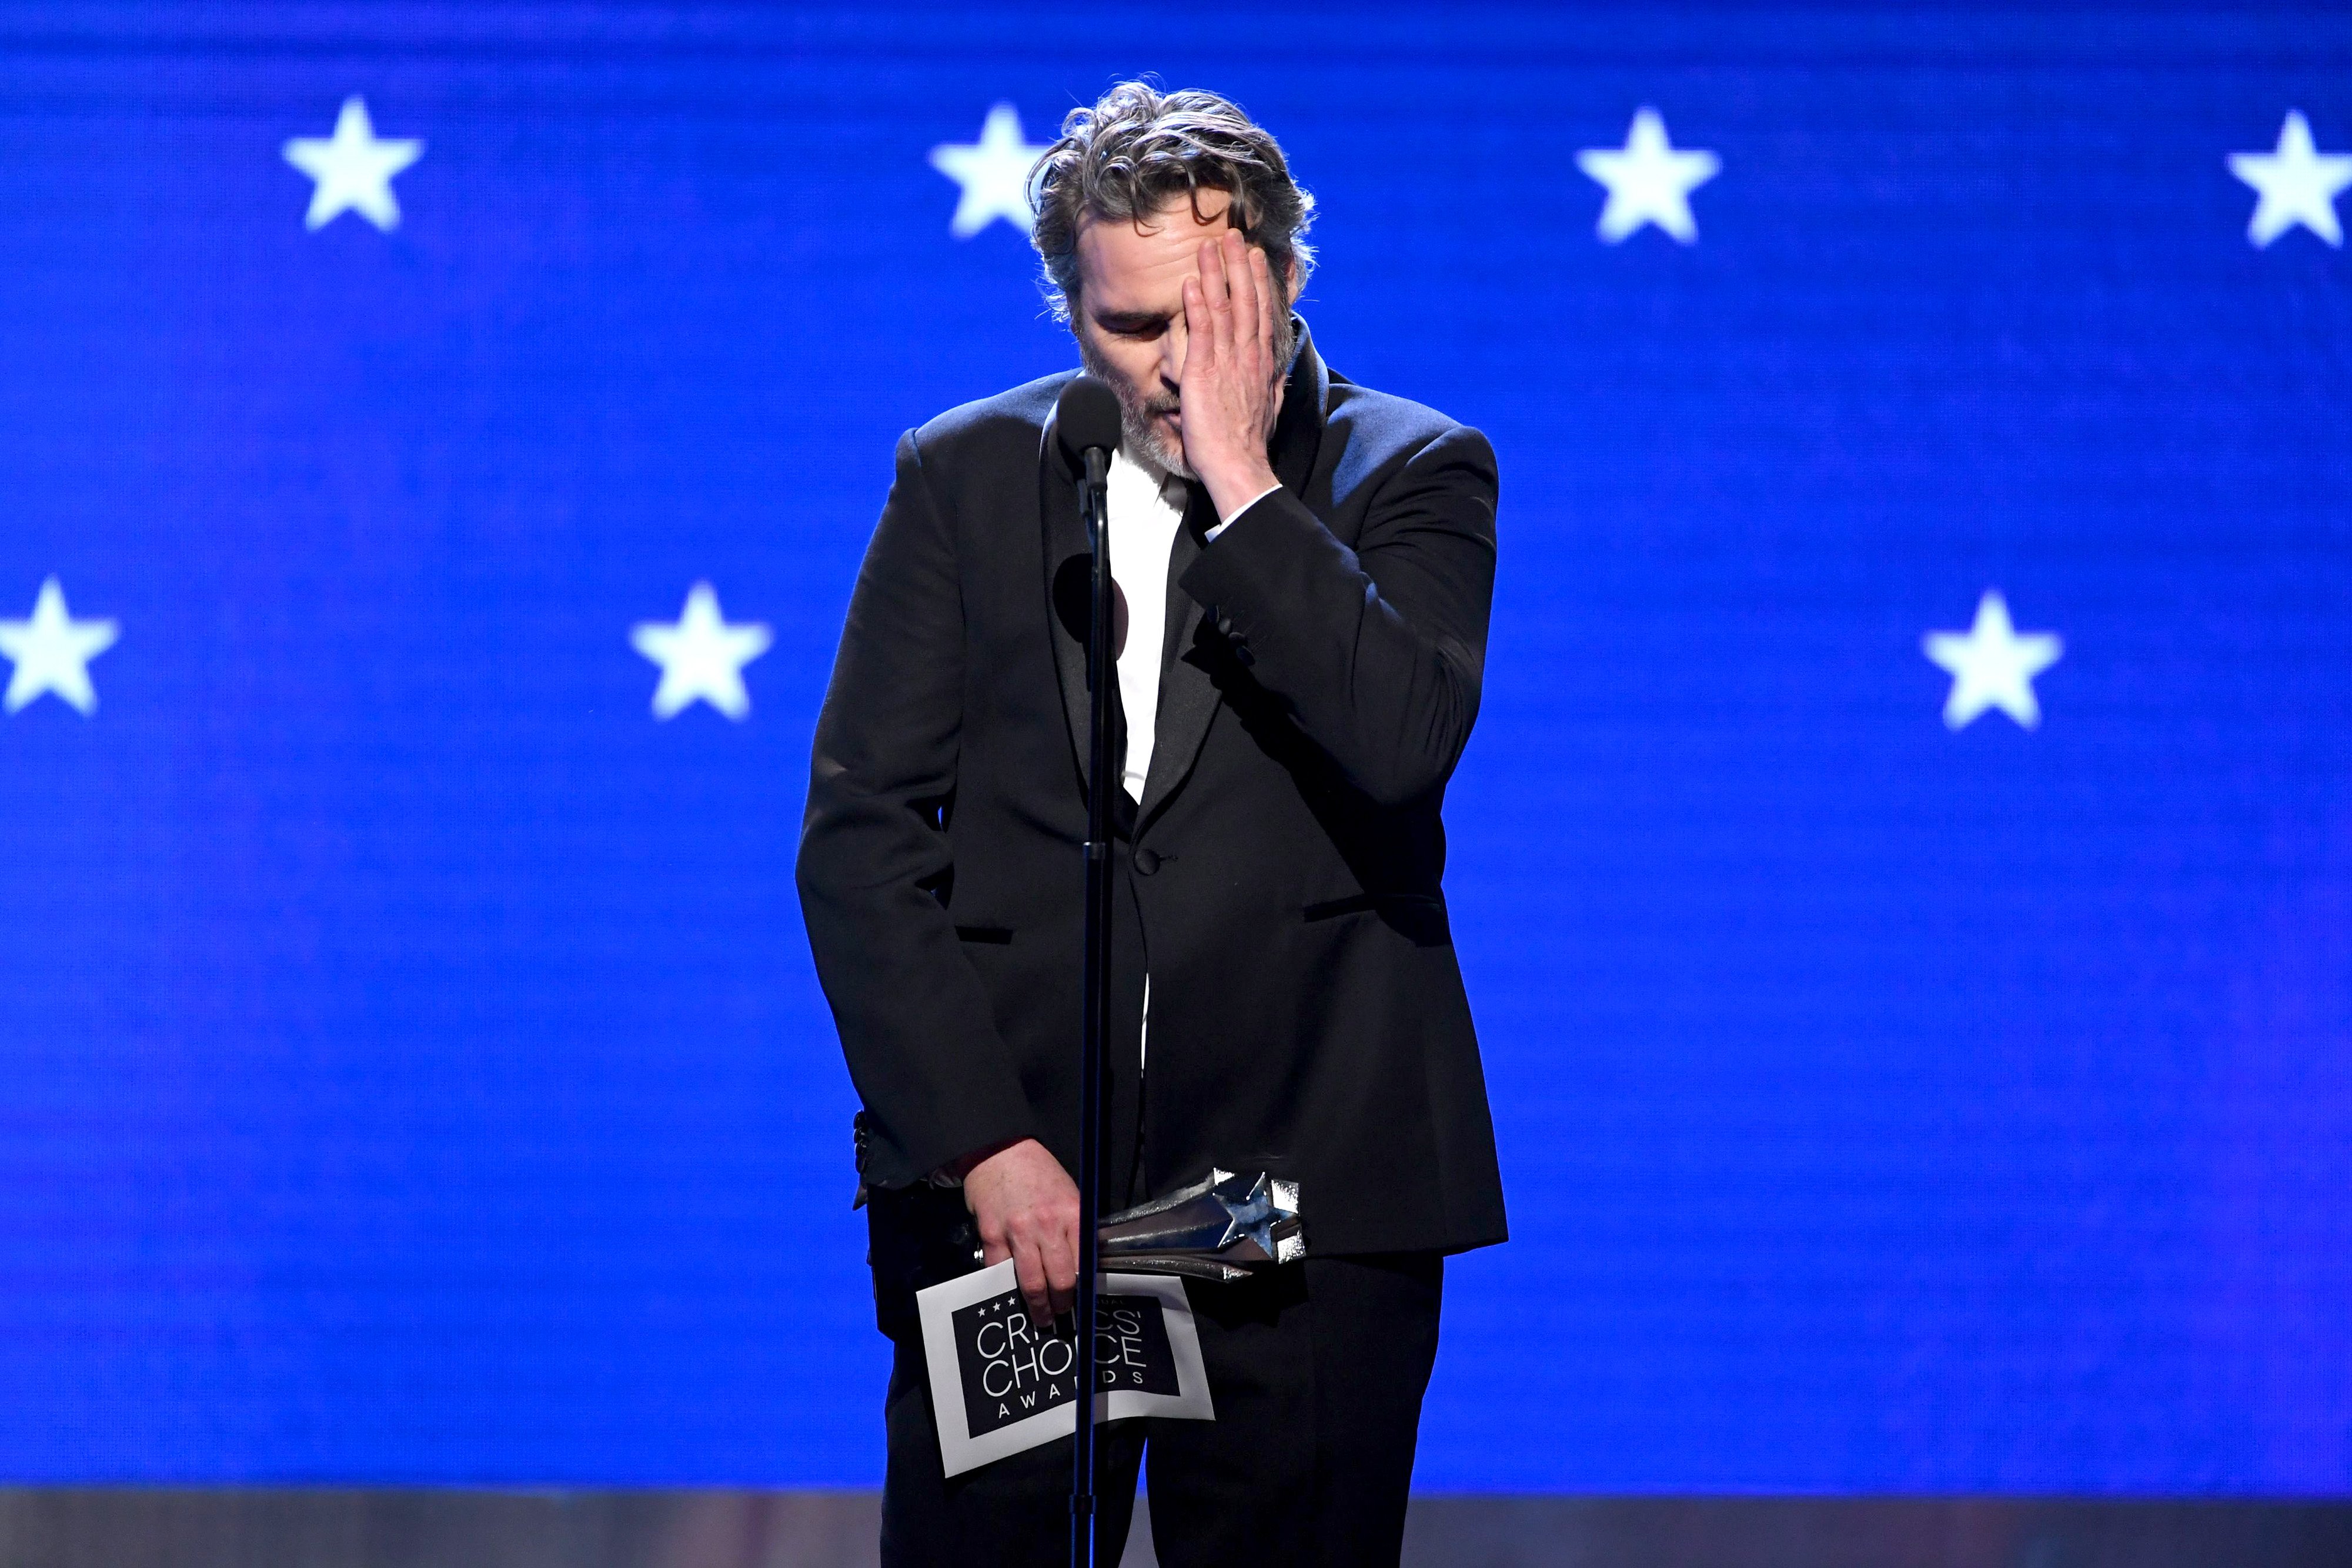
[916,1259,1215,1478]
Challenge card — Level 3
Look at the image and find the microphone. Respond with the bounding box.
[1054,372,1125,1547]
[1053,375,1121,670]
[1055,376,1123,466]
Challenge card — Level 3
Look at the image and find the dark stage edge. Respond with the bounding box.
[4,1491,2350,1567]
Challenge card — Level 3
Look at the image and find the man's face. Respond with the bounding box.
[1073,189,1272,480]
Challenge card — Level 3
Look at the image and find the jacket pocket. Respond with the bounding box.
[954,925,1014,945]
[1302,893,1380,922]
[1302,892,1450,947]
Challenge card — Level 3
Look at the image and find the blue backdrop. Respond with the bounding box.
[1,3,2347,1492]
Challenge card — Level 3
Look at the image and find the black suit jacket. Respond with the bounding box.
[797,326,1507,1256]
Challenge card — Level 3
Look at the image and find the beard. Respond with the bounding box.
[1077,312,1297,486]
[1077,336,1191,480]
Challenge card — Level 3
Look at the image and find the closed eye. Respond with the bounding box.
[1093,312,1169,340]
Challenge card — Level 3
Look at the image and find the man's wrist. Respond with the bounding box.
[1196,457,1281,527]
[933,1136,1023,1186]
[1206,482,1282,543]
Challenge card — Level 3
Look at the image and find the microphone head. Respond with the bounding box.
[1055,375,1124,461]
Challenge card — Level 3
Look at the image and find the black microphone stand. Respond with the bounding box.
[1071,437,1113,1568]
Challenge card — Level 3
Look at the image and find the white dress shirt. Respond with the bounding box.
[1106,447,1188,803]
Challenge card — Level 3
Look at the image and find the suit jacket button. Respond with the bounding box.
[1231,643,1254,667]
[1217,616,1234,634]
[1134,848,1160,875]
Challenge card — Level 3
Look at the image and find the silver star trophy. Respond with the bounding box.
[1096,1170,1306,1283]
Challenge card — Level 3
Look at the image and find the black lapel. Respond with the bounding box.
[1136,323,1331,824]
[1038,393,1094,791]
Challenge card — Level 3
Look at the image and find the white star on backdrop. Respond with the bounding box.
[631,583,772,721]
[1577,108,1720,244]
[0,577,120,717]
[930,104,1050,238]
[283,96,423,233]
[1923,591,2063,732]
[2229,111,2352,249]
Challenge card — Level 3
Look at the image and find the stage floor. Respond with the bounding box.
[3,1492,2348,1567]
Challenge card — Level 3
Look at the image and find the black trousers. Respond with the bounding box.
[871,1192,1444,1568]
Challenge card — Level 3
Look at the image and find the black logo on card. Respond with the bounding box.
[951,1291,1181,1437]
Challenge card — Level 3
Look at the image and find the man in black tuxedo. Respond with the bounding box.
[798,81,1505,1566]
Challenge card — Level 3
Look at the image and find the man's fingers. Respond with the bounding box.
[1224,230,1255,325]
[1198,235,1229,309]
[1227,232,1264,369]
[1251,246,1279,380]
[1182,276,1211,379]
[1040,1226,1077,1319]
[1200,238,1237,363]
[1011,1233,1053,1323]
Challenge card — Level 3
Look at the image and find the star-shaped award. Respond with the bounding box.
[1098,1169,1306,1282]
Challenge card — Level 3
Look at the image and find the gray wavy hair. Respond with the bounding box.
[1029,81,1317,325]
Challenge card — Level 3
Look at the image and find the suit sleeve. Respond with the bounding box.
[1180,424,1499,807]
[796,430,1039,1189]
